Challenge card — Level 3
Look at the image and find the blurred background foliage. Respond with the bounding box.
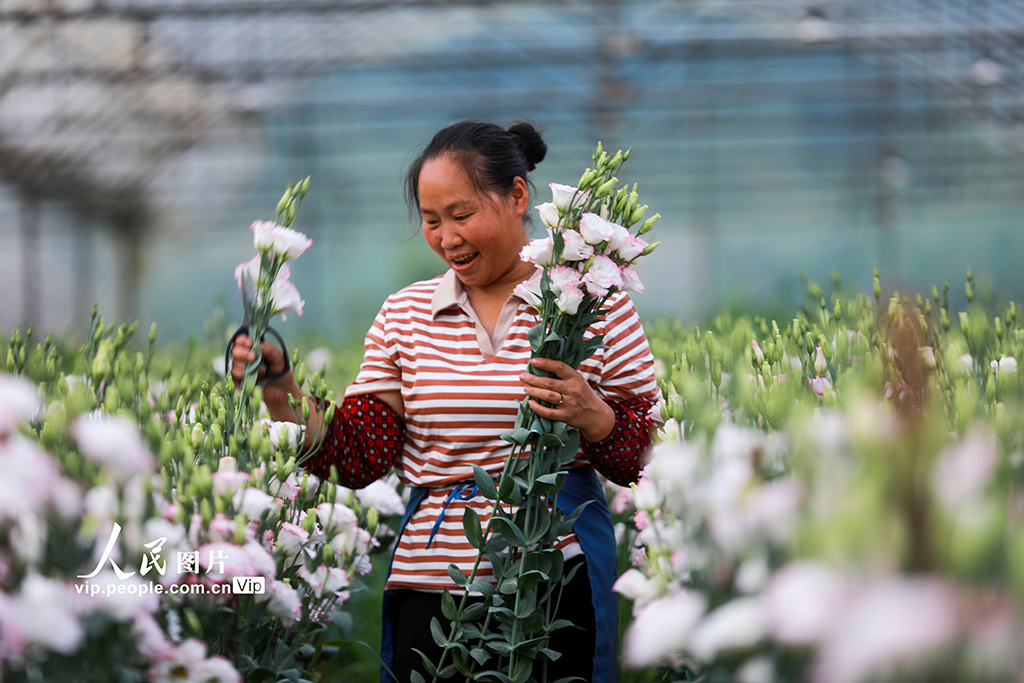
[2,0,1024,343]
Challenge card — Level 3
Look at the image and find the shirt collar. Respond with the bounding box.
[431,269,464,318]
[430,268,537,318]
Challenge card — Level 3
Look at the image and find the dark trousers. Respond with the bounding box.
[389,556,596,683]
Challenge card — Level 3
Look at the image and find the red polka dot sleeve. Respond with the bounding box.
[580,396,656,487]
[304,394,405,489]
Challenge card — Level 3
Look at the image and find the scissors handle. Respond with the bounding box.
[225,325,292,383]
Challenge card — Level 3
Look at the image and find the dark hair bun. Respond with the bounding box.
[508,122,547,172]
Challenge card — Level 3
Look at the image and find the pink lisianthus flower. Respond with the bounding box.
[534,202,562,228]
[257,580,302,626]
[620,266,644,294]
[616,233,648,263]
[808,376,831,397]
[233,256,260,292]
[554,228,594,262]
[581,255,624,296]
[548,265,582,293]
[579,212,618,245]
[556,286,585,315]
[269,264,304,320]
[276,522,309,561]
[513,270,544,308]
[71,414,155,483]
[520,237,555,266]
[250,221,312,260]
[356,479,406,516]
[549,182,586,211]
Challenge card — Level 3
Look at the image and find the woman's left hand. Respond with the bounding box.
[520,357,615,443]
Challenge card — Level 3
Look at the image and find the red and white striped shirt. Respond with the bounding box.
[345,269,659,592]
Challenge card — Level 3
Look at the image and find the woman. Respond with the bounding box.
[231,120,659,683]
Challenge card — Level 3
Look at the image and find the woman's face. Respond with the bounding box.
[418,154,532,292]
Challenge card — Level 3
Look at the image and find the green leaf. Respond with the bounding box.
[498,577,518,594]
[514,589,537,618]
[438,664,459,678]
[491,517,526,547]
[461,602,488,622]
[430,617,447,648]
[497,476,515,503]
[474,672,512,683]
[470,647,490,666]
[472,465,499,500]
[413,647,440,677]
[448,564,469,587]
[510,657,533,683]
[441,588,457,621]
[540,647,563,662]
[517,569,550,591]
[463,506,484,549]
[467,581,496,597]
[410,671,427,683]
[548,618,575,631]
[486,640,513,655]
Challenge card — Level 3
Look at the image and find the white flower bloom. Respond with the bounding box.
[251,220,278,251]
[277,522,309,559]
[607,222,631,252]
[232,487,279,521]
[332,526,372,557]
[270,225,312,260]
[315,502,358,537]
[620,266,644,294]
[737,656,775,683]
[548,265,582,294]
[933,427,998,508]
[581,255,623,296]
[0,374,43,437]
[520,237,555,266]
[0,435,64,520]
[513,270,544,308]
[132,613,175,662]
[579,212,618,245]
[269,267,305,321]
[812,577,961,683]
[549,182,585,211]
[149,639,207,683]
[259,580,302,627]
[86,570,160,621]
[356,479,406,516]
[616,233,648,263]
[613,569,665,611]
[557,228,594,262]
[690,596,765,661]
[991,356,1018,374]
[10,573,84,655]
[622,590,707,667]
[72,415,155,482]
[266,420,303,449]
[534,202,562,228]
[233,256,260,292]
[190,656,242,683]
[764,561,848,645]
[556,286,584,315]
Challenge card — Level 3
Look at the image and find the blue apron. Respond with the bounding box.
[380,466,619,683]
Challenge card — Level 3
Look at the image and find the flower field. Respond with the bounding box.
[2,264,1022,682]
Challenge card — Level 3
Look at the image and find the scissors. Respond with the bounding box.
[224,269,291,383]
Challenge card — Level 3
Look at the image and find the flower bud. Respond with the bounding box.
[814,346,828,376]
[301,176,310,197]
[367,507,380,535]
[637,214,660,235]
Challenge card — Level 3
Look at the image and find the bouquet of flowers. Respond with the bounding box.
[422,146,660,683]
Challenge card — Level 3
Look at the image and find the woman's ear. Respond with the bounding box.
[509,176,530,218]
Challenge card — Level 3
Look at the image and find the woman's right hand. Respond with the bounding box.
[229,333,296,409]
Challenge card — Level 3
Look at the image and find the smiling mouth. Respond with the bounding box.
[450,253,477,266]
